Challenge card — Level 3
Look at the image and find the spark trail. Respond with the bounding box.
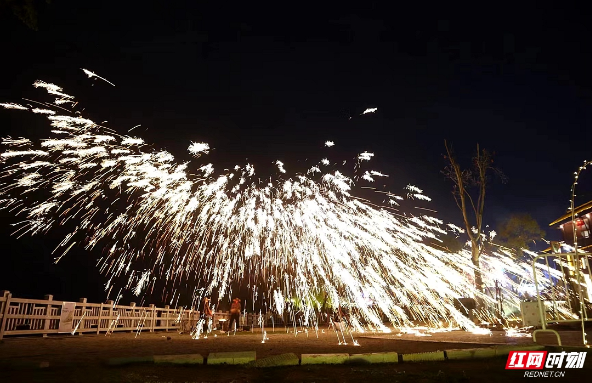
[0,73,554,332]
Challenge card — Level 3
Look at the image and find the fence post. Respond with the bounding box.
[97,303,103,335]
[78,298,87,335]
[129,302,136,333]
[149,304,155,332]
[0,291,12,340]
[107,300,114,333]
[43,294,53,337]
[192,306,197,333]
[164,305,170,331]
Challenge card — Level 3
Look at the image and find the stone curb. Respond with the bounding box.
[208,351,256,365]
[253,353,300,367]
[446,345,546,360]
[103,345,554,367]
[154,354,204,365]
[446,348,496,360]
[301,353,349,365]
[401,351,446,362]
[349,352,398,364]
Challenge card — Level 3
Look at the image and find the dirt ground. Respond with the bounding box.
[0,329,590,382]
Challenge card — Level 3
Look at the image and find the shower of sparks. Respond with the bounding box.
[325,141,335,147]
[0,73,560,333]
[362,108,377,115]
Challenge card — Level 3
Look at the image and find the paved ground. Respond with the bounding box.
[0,328,535,367]
[0,328,589,382]
[365,327,588,346]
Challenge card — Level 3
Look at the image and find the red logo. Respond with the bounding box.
[506,351,548,369]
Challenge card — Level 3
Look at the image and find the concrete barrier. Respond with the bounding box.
[207,351,256,365]
[349,352,398,364]
[301,353,349,365]
[154,354,204,365]
[254,353,300,367]
[402,351,446,362]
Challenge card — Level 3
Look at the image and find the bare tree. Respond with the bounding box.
[443,141,503,292]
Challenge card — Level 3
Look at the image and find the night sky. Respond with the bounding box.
[0,1,591,304]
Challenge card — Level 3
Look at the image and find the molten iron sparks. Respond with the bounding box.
[0,72,556,333]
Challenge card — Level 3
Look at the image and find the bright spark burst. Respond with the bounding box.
[0,73,557,333]
[362,108,377,115]
[188,142,210,157]
[275,160,286,173]
[358,152,374,161]
[81,68,116,87]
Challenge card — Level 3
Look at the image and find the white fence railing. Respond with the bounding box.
[0,291,261,339]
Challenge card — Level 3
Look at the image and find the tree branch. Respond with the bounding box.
[444,140,476,243]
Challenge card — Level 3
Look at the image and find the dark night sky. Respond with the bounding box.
[0,1,591,304]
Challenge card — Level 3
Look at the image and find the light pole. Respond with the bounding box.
[569,159,592,346]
